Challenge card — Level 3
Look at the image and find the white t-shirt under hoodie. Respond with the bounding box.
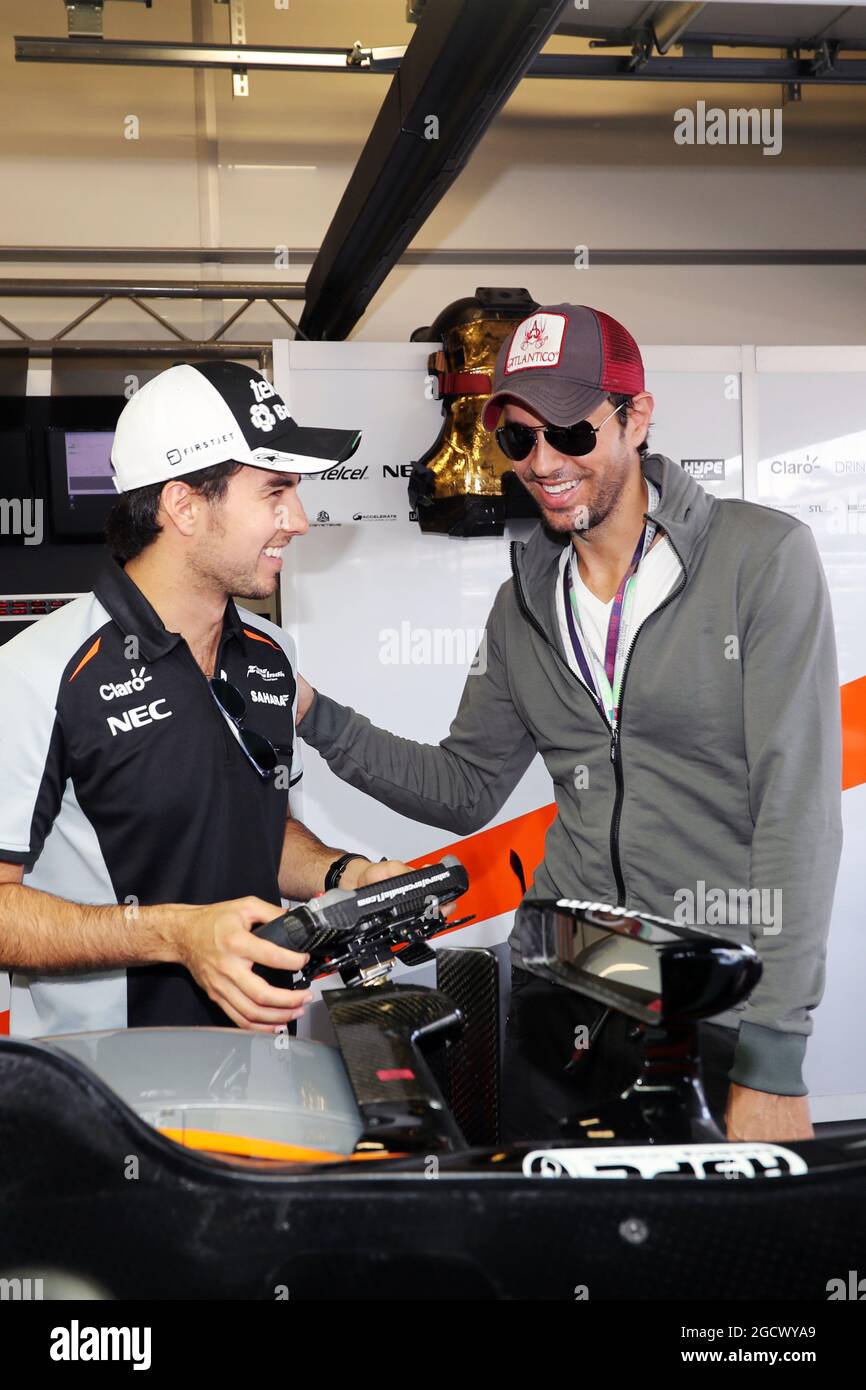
[554,480,683,697]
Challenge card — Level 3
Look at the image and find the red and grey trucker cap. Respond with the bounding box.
[481,304,645,430]
[110,360,362,493]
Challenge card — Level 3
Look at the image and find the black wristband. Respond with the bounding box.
[324,852,368,893]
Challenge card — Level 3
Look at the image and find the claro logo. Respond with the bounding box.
[100,666,152,701]
[107,700,172,737]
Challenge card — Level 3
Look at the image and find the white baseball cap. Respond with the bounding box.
[110,360,362,493]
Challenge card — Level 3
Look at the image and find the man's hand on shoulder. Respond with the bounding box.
[296,673,316,726]
[724,1082,814,1141]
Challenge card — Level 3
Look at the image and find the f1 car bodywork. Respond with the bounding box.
[0,864,863,1299]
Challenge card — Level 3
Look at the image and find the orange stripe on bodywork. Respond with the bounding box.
[408,803,557,928]
[243,628,280,650]
[842,677,866,791]
[67,636,101,682]
[158,1127,400,1164]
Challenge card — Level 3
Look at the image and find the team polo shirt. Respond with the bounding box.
[0,557,302,1038]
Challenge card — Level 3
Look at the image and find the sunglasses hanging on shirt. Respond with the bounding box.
[210,677,291,780]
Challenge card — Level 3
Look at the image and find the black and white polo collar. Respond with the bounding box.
[93,559,245,664]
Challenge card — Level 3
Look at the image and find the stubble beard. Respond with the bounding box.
[570,464,632,540]
[533,448,633,539]
[188,506,276,602]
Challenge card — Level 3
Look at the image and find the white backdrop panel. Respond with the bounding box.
[756,368,866,1116]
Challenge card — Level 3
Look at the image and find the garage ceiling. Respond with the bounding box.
[2,0,863,346]
[557,2,866,46]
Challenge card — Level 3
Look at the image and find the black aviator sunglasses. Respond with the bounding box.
[210,677,292,780]
[495,401,627,463]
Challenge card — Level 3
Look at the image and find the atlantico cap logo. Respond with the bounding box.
[505,312,568,375]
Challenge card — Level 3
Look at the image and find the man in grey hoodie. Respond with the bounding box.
[295,303,843,1144]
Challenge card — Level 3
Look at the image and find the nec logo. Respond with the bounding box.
[107,699,172,737]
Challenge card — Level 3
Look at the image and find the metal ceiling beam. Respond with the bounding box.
[529,52,866,81]
[652,3,707,54]
[14,37,406,74]
[0,341,271,358]
[559,29,863,49]
[15,34,866,82]
[554,15,864,50]
[0,247,316,264]
[299,0,571,340]
[0,278,304,358]
[0,278,304,298]
[0,248,863,267]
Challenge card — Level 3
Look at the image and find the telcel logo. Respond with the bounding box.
[107,700,172,737]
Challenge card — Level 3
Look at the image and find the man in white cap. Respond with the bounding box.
[0,361,410,1037]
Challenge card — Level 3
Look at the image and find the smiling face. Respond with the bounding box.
[503,398,636,536]
[189,465,308,599]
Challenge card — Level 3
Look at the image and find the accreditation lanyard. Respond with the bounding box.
[563,515,657,729]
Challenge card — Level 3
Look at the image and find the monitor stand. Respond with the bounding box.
[558,1021,725,1144]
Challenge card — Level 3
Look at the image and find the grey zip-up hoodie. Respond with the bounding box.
[298,453,843,1096]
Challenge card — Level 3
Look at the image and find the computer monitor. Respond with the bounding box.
[46,428,118,538]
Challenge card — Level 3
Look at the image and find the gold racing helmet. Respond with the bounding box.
[408,287,540,537]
